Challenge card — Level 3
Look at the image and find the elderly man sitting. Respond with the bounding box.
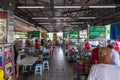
[87,47,120,80]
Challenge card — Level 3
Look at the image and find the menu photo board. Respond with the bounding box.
[0,11,7,43]
[88,26,106,39]
[69,30,79,39]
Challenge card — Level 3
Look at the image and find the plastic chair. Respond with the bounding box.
[34,64,43,76]
[43,60,49,71]
[22,65,28,73]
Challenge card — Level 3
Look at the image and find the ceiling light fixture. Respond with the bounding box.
[32,17,49,19]
[53,17,70,19]
[39,23,50,24]
[54,6,81,8]
[78,17,96,19]
[72,22,84,24]
[89,6,116,8]
[17,6,45,9]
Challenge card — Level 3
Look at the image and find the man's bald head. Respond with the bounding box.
[99,47,113,64]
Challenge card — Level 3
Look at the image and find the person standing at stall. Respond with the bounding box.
[92,45,101,64]
[14,44,21,79]
[35,40,40,49]
[85,40,90,50]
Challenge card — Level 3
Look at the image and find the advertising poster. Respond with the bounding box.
[4,46,14,80]
[0,47,2,68]
[89,26,106,39]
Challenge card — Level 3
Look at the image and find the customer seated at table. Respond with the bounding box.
[87,47,120,80]
[43,46,49,53]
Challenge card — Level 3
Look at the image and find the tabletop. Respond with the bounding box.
[19,56,38,65]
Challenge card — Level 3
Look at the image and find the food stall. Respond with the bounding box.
[0,10,15,80]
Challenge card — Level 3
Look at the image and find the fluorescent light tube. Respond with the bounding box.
[89,6,116,8]
[72,22,84,24]
[17,6,44,9]
[78,17,96,19]
[54,6,81,8]
[32,17,49,19]
[39,23,50,24]
[53,17,70,19]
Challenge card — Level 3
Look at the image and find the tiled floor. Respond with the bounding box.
[18,47,74,80]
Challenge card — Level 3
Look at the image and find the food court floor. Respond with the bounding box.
[18,47,74,80]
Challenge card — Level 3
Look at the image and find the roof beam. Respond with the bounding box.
[63,8,91,14]
[50,0,54,17]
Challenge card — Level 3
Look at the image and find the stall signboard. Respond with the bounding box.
[69,30,79,39]
[63,32,68,38]
[53,33,57,40]
[89,26,106,39]
[0,11,7,43]
[31,31,40,38]
[41,32,46,38]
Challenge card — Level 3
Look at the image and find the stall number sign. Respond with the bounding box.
[69,30,79,39]
[89,26,106,39]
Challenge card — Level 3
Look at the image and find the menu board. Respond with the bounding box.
[4,46,14,80]
[69,30,79,39]
[88,26,106,39]
[0,11,7,43]
[0,47,2,68]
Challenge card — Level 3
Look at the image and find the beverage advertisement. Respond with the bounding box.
[4,46,14,80]
[0,47,2,68]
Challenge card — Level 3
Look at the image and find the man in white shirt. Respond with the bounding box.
[107,45,120,67]
[87,47,120,80]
